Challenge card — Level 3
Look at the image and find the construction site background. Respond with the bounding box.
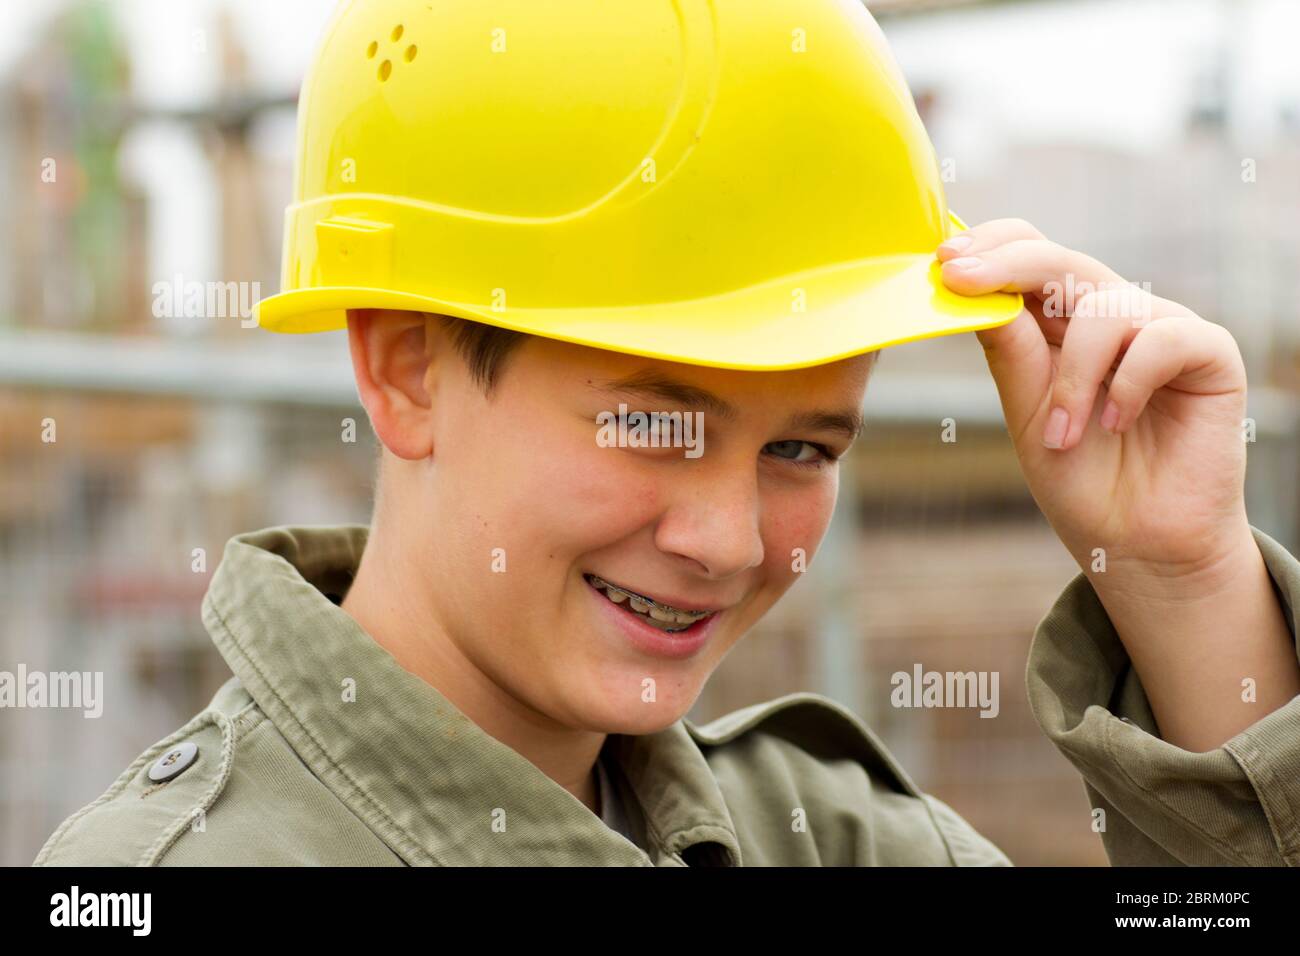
[1,0,1297,866]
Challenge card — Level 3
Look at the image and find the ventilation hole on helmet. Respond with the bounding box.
[404,44,417,62]
[366,40,377,58]
[378,60,392,81]
[391,24,404,42]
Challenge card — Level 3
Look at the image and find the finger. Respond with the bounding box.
[1024,294,1069,346]
[968,254,1192,351]
[1104,317,1245,433]
[939,238,1127,298]
[1042,290,1151,450]
[936,217,1044,260]
[1127,290,1200,327]
[960,239,1117,436]
[973,306,1053,443]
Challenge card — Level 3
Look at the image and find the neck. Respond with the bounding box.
[340,518,605,813]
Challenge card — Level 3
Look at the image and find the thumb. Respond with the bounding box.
[974,306,1053,440]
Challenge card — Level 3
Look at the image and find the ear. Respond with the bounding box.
[346,309,442,461]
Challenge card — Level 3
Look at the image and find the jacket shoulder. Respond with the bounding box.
[36,677,404,866]
[686,691,924,793]
[34,677,255,867]
[685,691,1011,866]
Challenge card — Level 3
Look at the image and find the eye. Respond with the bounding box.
[763,440,836,467]
[644,416,670,441]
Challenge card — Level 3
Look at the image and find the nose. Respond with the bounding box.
[652,466,765,581]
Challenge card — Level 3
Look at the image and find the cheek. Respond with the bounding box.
[760,481,838,581]
[450,416,664,563]
[531,444,663,547]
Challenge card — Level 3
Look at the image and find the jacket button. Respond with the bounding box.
[148,742,199,782]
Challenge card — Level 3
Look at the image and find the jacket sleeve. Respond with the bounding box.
[1025,525,1300,866]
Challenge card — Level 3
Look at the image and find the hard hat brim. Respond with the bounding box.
[254,219,1023,372]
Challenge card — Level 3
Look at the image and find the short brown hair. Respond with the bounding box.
[431,312,881,391]
[434,314,528,392]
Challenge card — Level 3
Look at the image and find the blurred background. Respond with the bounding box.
[2,0,1297,866]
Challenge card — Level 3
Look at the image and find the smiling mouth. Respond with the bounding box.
[584,574,716,634]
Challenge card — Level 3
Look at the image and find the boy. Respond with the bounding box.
[36,0,1300,866]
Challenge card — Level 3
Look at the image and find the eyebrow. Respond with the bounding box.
[589,370,865,441]
[785,408,865,442]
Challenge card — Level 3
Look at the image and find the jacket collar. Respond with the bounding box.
[200,524,742,866]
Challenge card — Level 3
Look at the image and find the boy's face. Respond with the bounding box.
[357,311,874,735]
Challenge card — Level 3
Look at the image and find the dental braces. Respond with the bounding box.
[587,574,712,618]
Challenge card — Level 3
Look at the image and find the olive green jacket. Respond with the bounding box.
[34,524,1300,866]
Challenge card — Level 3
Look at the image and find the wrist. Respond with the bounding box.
[1082,519,1259,606]
[1078,519,1299,751]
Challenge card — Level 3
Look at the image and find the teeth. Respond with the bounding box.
[587,575,712,632]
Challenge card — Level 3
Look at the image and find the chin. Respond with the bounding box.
[568,677,703,736]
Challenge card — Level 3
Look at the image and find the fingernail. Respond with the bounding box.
[944,256,982,270]
[1100,400,1120,433]
[1043,406,1069,448]
[939,234,973,256]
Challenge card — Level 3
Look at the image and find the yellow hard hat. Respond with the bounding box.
[253,0,1022,370]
